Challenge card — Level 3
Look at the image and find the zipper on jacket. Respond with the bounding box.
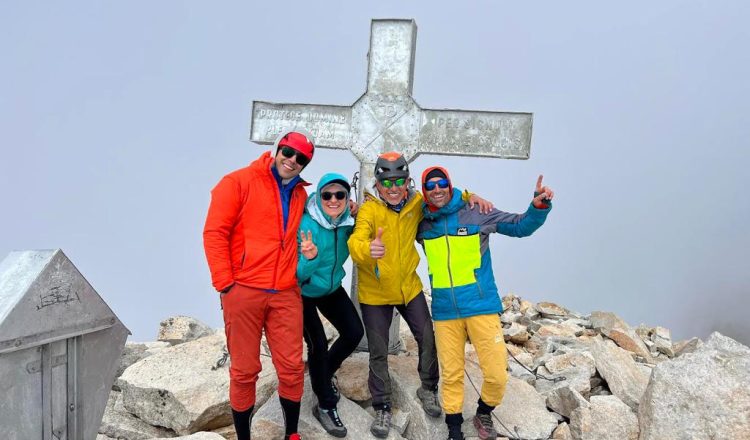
[476,269,485,299]
[330,227,338,291]
[444,220,460,318]
[272,181,285,290]
[397,209,407,304]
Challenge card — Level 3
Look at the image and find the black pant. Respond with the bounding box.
[302,286,365,409]
[360,292,439,408]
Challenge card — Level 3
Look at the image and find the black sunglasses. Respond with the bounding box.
[279,146,310,167]
[321,191,348,201]
[424,178,450,191]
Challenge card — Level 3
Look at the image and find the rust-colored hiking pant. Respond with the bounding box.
[222,284,304,411]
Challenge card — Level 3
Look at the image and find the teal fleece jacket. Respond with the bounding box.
[296,173,355,297]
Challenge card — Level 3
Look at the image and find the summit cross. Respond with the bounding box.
[250,19,533,186]
[249,19,534,351]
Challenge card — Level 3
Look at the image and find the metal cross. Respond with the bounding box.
[249,19,533,352]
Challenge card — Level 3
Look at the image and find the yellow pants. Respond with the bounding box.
[434,313,508,414]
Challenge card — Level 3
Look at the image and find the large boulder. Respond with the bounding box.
[638,332,750,440]
[536,322,580,339]
[551,422,573,439]
[536,301,569,319]
[569,395,638,440]
[158,316,215,345]
[336,352,372,402]
[544,352,596,377]
[388,355,444,440]
[504,322,530,344]
[589,337,648,411]
[534,365,592,397]
[119,333,276,435]
[493,377,559,439]
[115,341,171,380]
[673,337,703,357]
[546,386,589,418]
[536,351,597,397]
[590,311,652,361]
[99,390,177,439]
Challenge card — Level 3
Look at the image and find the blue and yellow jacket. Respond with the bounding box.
[297,173,355,298]
[417,188,551,321]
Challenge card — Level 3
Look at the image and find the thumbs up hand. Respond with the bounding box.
[300,230,318,260]
[370,227,386,259]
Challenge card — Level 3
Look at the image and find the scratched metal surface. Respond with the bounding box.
[0,249,129,440]
[0,250,119,350]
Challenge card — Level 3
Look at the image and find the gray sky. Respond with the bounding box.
[2,1,748,345]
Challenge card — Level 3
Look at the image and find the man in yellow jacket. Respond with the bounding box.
[348,152,492,439]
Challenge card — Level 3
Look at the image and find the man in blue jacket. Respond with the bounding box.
[416,166,554,440]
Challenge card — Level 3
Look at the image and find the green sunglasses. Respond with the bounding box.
[380,178,406,188]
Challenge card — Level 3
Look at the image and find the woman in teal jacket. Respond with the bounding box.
[297,172,365,438]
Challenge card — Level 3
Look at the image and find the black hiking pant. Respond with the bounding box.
[302,286,365,409]
[360,291,439,409]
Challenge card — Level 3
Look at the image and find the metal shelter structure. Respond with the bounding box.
[0,249,129,440]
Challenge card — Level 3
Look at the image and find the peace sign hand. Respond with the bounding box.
[300,230,318,260]
[532,174,554,209]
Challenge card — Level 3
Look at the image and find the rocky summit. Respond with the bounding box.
[98,297,750,440]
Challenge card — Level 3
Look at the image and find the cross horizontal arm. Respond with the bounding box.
[250,101,353,149]
[416,109,533,160]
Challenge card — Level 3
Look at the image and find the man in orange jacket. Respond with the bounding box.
[203,130,314,440]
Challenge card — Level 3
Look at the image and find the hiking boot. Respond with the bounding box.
[312,404,347,438]
[416,386,442,417]
[370,408,392,438]
[472,413,497,440]
[331,375,341,403]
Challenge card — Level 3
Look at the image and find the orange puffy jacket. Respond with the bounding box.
[203,152,309,292]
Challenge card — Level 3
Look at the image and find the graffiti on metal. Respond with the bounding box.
[37,284,80,310]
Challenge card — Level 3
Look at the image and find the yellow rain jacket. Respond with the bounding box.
[348,190,424,306]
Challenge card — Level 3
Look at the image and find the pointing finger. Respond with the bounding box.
[536,175,544,191]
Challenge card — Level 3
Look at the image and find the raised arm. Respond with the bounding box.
[481,176,554,238]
